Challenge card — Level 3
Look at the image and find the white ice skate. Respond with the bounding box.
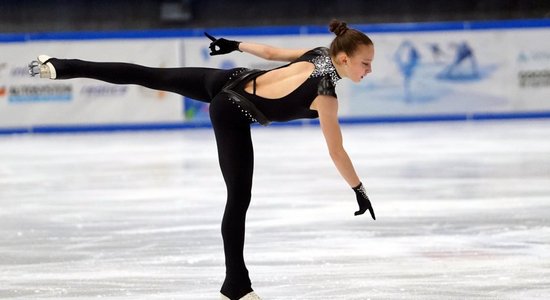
[28,55,57,79]
[220,291,262,300]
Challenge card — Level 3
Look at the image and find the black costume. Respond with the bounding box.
[46,47,341,299]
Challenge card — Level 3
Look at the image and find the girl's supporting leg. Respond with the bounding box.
[48,58,234,102]
[209,94,255,299]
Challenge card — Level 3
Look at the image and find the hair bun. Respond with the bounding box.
[329,20,349,36]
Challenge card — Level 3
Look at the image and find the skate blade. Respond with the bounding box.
[28,60,40,77]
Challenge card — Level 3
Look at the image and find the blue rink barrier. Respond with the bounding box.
[2,111,550,134]
[2,18,550,42]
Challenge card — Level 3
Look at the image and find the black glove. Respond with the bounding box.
[204,32,242,56]
[352,182,376,220]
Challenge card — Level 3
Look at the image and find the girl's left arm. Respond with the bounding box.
[315,95,361,188]
[316,95,376,219]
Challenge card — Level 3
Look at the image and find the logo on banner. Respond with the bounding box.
[518,70,550,88]
[80,85,128,98]
[517,50,550,64]
[8,84,73,103]
[517,51,550,88]
[9,66,30,78]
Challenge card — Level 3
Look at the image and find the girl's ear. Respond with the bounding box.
[336,52,348,66]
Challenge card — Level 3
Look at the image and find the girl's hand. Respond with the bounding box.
[204,32,242,56]
[352,182,376,220]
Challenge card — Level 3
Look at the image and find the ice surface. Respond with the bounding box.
[1,120,549,299]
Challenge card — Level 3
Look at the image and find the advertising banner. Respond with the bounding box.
[0,39,182,127]
[342,28,550,117]
[513,28,550,110]
[1,20,549,132]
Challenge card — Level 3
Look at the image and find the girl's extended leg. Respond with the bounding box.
[209,94,255,299]
[47,58,233,102]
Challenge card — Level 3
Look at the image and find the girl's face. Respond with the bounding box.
[339,44,375,83]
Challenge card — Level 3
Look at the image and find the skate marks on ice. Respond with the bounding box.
[0,120,549,299]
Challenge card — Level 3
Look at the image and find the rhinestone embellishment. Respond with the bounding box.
[227,68,258,123]
[309,55,341,86]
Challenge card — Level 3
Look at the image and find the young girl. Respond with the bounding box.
[29,19,376,300]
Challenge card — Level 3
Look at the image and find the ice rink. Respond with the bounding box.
[1,120,549,300]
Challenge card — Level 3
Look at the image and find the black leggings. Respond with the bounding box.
[51,59,254,299]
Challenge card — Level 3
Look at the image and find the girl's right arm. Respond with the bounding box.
[205,32,307,62]
[238,42,308,62]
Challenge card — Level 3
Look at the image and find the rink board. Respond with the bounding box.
[0,19,549,132]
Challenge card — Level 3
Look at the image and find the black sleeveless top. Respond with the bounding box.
[232,47,341,123]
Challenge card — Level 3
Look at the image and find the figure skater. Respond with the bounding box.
[394,40,420,102]
[439,41,479,79]
[28,20,376,300]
